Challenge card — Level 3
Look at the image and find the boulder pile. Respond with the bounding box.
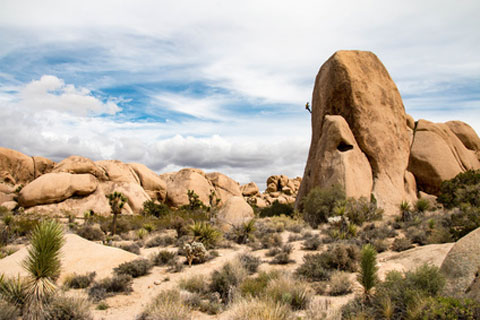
[241,175,301,208]
[295,50,480,214]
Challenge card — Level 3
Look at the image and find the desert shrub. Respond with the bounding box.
[226,297,294,320]
[415,198,431,213]
[418,296,480,320]
[259,201,294,218]
[0,275,27,307]
[179,275,207,294]
[189,221,221,249]
[301,235,322,250]
[142,200,169,218]
[239,271,279,298]
[230,219,256,244]
[305,299,341,320]
[63,272,96,289]
[329,271,353,296]
[183,242,208,266]
[167,258,184,273]
[406,225,428,245]
[145,235,175,248]
[151,250,177,266]
[209,262,247,304]
[344,197,383,226]
[445,204,480,241]
[265,275,312,310]
[137,289,191,320]
[392,237,414,252]
[438,169,480,209]
[288,233,303,242]
[295,254,331,282]
[10,215,41,237]
[371,239,389,253]
[113,259,153,278]
[302,185,345,228]
[239,253,261,275]
[88,274,133,301]
[0,299,19,320]
[135,228,149,240]
[321,243,359,272]
[325,216,358,240]
[116,242,140,254]
[359,223,397,242]
[45,294,93,320]
[270,244,294,265]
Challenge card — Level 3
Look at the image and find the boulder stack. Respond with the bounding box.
[242,175,301,208]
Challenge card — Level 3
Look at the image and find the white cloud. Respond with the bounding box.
[15,75,121,116]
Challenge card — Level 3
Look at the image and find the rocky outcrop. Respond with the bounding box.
[53,155,107,180]
[33,156,55,178]
[129,163,167,201]
[446,120,480,154]
[245,175,301,208]
[296,50,411,213]
[216,196,254,232]
[18,172,97,207]
[96,160,140,184]
[0,147,35,185]
[206,172,242,205]
[441,227,480,298]
[165,168,215,207]
[409,120,480,194]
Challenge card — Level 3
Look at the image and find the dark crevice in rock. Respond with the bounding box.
[337,141,353,152]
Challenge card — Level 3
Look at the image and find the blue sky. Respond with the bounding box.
[0,0,479,187]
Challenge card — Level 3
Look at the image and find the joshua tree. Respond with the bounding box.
[22,220,65,320]
[106,192,127,235]
[358,244,378,299]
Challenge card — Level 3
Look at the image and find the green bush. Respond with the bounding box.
[189,221,222,249]
[344,197,383,226]
[142,200,170,217]
[415,198,431,213]
[113,259,153,278]
[392,237,414,252]
[63,272,96,289]
[259,201,294,218]
[445,204,480,241]
[45,294,93,320]
[209,262,247,304]
[438,170,480,209]
[419,296,480,320]
[358,244,378,296]
[88,275,133,301]
[151,250,177,266]
[264,275,312,311]
[295,254,331,282]
[238,271,279,298]
[302,185,345,228]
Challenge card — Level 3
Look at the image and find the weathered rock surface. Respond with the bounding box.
[409,120,480,194]
[0,147,35,185]
[53,155,107,180]
[441,227,480,298]
[33,156,55,178]
[240,182,260,197]
[446,120,480,153]
[206,172,242,205]
[100,181,150,214]
[216,196,254,232]
[96,160,140,184]
[296,50,411,213]
[165,168,215,207]
[129,163,167,201]
[18,172,97,207]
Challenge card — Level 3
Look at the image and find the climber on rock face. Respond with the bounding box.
[305,102,311,114]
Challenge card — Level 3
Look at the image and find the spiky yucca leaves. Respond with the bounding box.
[22,220,64,320]
[106,192,127,235]
[358,244,378,298]
[0,274,27,308]
[189,221,221,249]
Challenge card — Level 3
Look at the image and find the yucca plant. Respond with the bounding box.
[399,200,412,222]
[22,220,64,320]
[233,219,256,244]
[0,274,27,308]
[189,221,221,249]
[358,244,378,298]
[106,192,127,235]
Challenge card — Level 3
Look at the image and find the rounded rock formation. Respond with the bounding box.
[216,196,254,232]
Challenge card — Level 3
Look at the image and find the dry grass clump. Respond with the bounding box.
[328,271,353,296]
[305,298,341,320]
[179,275,207,294]
[224,297,294,320]
[137,289,191,320]
[63,272,96,289]
[44,294,93,320]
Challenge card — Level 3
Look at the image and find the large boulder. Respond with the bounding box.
[96,160,140,184]
[0,147,35,185]
[206,172,242,205]
[53,155,107,180]
[18,172,97,207]
[216,196,254,232]
[129,163,167,201]
[240,182,260,197]
[440,227,480,298]
[445,120,480,153]
[297,115,373,204]
[165,168,215,207]
[296,51,411,213]
[33,156,55,178]
[409,120,480,194]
